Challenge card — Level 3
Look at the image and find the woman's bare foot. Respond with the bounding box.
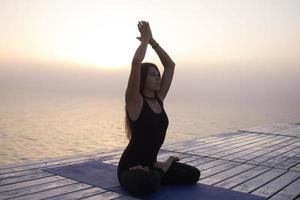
[167,156,180,163]
[153,156,180,172]
[129,165,150,172]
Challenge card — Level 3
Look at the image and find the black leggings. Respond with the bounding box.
[119,161,201,196]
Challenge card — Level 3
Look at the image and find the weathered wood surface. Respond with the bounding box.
[0,122,299,200]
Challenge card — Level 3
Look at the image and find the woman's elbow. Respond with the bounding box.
[169,61,175,67]
[169,62,175,68]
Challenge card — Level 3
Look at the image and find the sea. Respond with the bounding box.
[1,93,299,165]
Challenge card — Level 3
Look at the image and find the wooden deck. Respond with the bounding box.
[1,122,300,200]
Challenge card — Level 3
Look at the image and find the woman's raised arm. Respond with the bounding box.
[151,38,175,100]
[150,37,175,67]
[135,22,175,100]
[126,21,152,102]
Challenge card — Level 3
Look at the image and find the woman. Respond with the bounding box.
[117,21,200,196]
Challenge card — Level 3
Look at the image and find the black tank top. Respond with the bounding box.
[117,94,169,180]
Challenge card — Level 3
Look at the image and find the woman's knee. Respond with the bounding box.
[178,164,200,184]
[190,166,201,184]
[120,169,161,196]
[173,162,201,184]
[137,175,160,196]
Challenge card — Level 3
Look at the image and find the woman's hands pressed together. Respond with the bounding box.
[136,21,152,43]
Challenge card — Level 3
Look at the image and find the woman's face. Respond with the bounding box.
[145,66,161,91]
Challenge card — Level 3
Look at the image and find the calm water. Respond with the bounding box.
[1,94,299,165]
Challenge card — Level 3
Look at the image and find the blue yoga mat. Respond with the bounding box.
[43,160,265,200]
[143,184,264,200]
[44,160,120,190]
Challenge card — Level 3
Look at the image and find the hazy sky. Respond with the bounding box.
[1,0,300,68]
[1,0,299,106]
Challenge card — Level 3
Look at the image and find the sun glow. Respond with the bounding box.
[1,1,299,71]
[57,43,130,70]
[52,18,134,70]
[0,1,138,70]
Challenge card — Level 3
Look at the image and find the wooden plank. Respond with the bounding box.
[258,148,300,168]
[189,133,263,153]
[175,134,258,157]
[0,162,74,180]
[156,151,185,161]
[0,157,117,186]
[246,140,300,166]
[0,149,123,170]
[0,151,127,184]
[0,176,65,193]
[0,179,77,200]
[0,168,45,180]
[166,132,252,152]
[198,163,255,185]
[220,135,282,161]
[196,133,239,141]
[268,177,300,200]
[222,135,288,161]
[290,162,300,172]
[11,183,92,200]
[102,153,123,161]
[175,155,203,164]
[188,132,240,144]
[0,122,298,200]
[234,137,295,162]
[192,134,275,158]
[163,137,200,147]
[163,140,204,151]
[2,163,101,188]
[0,154,107,175]
[194,159,231,171]
[45,187,107,200]
[251,171,300,198]
[162,138,204,150]
[232,168,286,193]
[161,136,220,151]
[185,156,216,167]
[214,165,271,189]
[238,122,298,134]
[275,154,300,170]
[114,196,141,200]
[198,161,241,179]
[80,191,122,200]
[174,132,255,152]
[0,149,176,194]
[274,126,300,137]
[218,134,278,153]
[0,156,123,198]
[0,171,53,186]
